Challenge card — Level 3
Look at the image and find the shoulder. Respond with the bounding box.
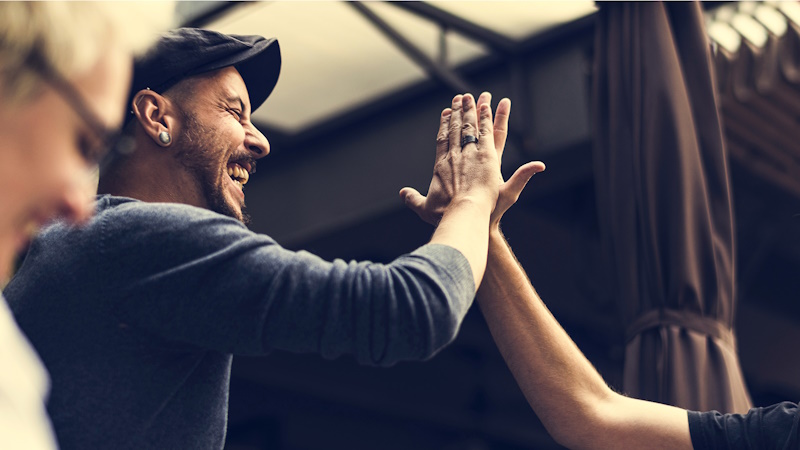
[92,196,271,255]
[94,195,257,245]
[97,195,244,231]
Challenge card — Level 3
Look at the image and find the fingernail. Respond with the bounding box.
[442,109,452,117]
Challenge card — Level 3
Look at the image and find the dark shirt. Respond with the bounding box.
[689,402,800,449]
[5,195,475,449]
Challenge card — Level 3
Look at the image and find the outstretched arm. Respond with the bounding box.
[477,230,692,449]
[475,98,691,447]
[405,91,693,449]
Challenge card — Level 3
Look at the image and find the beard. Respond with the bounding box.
[173,112,251,225]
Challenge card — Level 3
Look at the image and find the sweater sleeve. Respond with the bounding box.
[688,402,800,449]
[102,203,475,366]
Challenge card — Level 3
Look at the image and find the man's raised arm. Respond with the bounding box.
[405,91,693,449]
[477,229,692,449]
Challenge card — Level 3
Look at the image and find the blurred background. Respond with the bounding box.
[168,2,800,449]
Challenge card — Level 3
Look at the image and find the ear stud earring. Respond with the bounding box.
[158,131,172,145]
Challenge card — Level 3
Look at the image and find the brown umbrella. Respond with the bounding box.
[592,1,751,413]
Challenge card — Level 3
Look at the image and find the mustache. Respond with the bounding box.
[230,156,258,174]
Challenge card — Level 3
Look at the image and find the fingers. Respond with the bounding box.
[435,108,452,161]
[491,161,546,223]
[477,92,491,116]
[460,94,479,151]
[475,92,510,158]
[399,187,426,212]
[494,98,511,158]
[505,161,546,197]
[448,94,463,151]
[400,187,439,225]
[477,100,495,153]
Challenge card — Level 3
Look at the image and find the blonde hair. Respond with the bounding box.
[0,1,174,104]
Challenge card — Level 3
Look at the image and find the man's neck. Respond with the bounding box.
[98,155,208,210]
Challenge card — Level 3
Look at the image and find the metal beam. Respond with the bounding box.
[252,11,597,151]
[392,2,518,54]
[349,2,474,94]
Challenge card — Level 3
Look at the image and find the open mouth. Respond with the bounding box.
[226,162,250,189]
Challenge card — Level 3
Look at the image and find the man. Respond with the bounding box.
[0,3,171,448]
[5,28,513,449]
[404,93,800,449]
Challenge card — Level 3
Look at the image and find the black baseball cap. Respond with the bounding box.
[127,27,281,122]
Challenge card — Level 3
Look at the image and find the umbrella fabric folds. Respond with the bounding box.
[592,1,752,413]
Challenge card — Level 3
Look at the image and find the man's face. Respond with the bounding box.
[171,67,269,223]
[0,46,131,279]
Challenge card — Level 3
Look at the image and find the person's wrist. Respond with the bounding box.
[488,224,503,239]
[489,211,503,230]
[450,193,495,214]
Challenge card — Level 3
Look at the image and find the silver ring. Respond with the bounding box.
[461,135,478,147]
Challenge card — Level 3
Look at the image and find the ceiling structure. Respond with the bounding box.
[163,2,800,449]
[198,1,596,134]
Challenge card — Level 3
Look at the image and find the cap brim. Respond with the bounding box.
[234,38,281,114]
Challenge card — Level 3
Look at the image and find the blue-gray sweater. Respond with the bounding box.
[5,195,474,449]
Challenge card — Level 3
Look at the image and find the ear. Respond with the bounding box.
[131,89,179,147]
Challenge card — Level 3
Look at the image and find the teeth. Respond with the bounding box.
[226,164,250,186]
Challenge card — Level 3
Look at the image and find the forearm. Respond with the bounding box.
[429,197,492,289]
[248,245,474,366]
[476,229,611,445]
[477,229,692,449]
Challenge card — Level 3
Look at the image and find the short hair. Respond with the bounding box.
[0,2,174,105]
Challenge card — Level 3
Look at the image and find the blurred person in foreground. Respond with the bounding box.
[4,27,544,449]
[404,93,799,449]
[0,2,171,448]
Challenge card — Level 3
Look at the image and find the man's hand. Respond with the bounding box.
[398,93,514,289]
[400,93,502,223]
[400,92,545,229]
